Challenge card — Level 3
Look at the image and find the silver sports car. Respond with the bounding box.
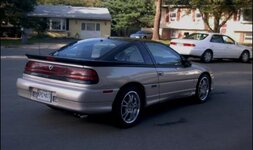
[17,37,213,128]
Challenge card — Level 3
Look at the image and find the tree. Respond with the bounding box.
[152,0,162,40]
[165,0,252,33]
[28,17,48,36]
[104,0,155,36]
[0,0,37,27]
[190,0,252,33]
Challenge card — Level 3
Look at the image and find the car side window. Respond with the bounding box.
[114,46,145,63]
[145,42,181,65]
[222,36,235,44]
[210,35,224,43]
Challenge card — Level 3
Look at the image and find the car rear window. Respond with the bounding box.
[184,33,208,40]
[52,39,127,60]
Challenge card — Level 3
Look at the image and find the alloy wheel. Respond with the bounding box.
[120,91,141,124]
[198,77,210,101]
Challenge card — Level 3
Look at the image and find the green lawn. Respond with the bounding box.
[1,38,23,45]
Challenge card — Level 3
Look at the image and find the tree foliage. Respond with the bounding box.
[104,0,155,36]
[28,17,48,36]
[0,0,37,27]
[190,0,252,32]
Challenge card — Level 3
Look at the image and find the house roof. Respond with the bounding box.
[28,5,112,21]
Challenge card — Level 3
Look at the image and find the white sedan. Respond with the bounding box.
[170,33,252,63]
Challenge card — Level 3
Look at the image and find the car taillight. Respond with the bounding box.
[183,43,195,47]
[170,42,177,45]
[24,61,99,84]
[65,67,99,84]
[24,61,39,74]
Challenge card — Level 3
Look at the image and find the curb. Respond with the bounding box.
[1,56,27,59]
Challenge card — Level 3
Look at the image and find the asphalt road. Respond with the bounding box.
[1,55,252,150]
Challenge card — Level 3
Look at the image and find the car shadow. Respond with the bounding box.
[45,97,210,128]
[189,58,252,64]
[81,97,199,127]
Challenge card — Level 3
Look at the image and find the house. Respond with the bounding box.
[27,5,112,39]
[160,5,252,44]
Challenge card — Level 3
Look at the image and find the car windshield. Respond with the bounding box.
[52,39,127,60]
[184,33,208,40]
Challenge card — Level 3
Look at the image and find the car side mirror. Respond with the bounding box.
[181,56,192,67]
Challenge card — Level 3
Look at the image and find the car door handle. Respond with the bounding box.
[158,72,164,76]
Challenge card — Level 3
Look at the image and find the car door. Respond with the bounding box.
[111,43,160,105]
[222,35,242,58]
[144,42,198,102]
[209,35,227,58]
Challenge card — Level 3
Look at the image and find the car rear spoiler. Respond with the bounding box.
[26,54,145,67]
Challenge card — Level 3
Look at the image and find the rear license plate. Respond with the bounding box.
[32,88,52,102]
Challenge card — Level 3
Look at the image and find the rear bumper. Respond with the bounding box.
[16,75,118,114]
[171,46,203,56]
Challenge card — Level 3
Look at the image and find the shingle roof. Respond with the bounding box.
[28,5,112,21]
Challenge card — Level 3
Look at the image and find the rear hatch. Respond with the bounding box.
[24,54,99,84]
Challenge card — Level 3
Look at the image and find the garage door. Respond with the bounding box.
[80,22,101,39]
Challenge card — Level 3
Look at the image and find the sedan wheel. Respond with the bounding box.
[201,51,213,63]
[240,51,249,63]
[195,74,210,103]
[113,87,142,128]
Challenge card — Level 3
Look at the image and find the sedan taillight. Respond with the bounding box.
[183,43,195,47]
[24,61,99,84]
[170,42,177,45]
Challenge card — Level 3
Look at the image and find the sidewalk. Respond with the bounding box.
[1,39,74,59]
[1,42,67,50]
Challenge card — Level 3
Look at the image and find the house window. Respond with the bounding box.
[96,23,100,31]
[87,23,95,31]
[169,13,176,21]
[242,8,252,22]
[49,18,66,31]
[196,13,201,18]
[81,23,86,30]
[196,13,202,22]
[80,23,100,31]
[244,33,252,41]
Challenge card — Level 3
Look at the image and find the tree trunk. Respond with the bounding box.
[213,16,220,33]
[152,0,162,40]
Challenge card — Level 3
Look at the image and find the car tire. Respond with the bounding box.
[201,50,213,63]
[240,51,250,63]
[195,74,211,103]
[113,87,143,128]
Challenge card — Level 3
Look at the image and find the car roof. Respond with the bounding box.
[108,36,154,42]
[75,37,164,45]
[194,32,225,36]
